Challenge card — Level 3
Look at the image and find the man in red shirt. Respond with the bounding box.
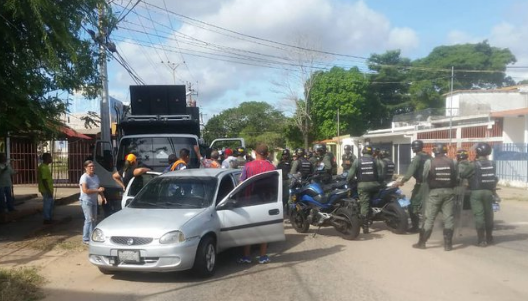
[238,143,276,264]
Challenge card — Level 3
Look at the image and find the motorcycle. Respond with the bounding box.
[350,180,410,234]
[288,172,361,240]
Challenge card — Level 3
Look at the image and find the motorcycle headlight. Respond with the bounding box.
[92,228,105,242]
[160,231,185,244]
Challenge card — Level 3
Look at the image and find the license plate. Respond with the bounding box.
[398,197,410,208]
[118,250,140,263]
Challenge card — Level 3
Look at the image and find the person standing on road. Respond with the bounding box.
[313,144,336,183]
[276,149,292,208]
[170,148,191,171]
[459,142,497,247]
[379,149,395,182]
[221,148,237,169]
[37,153,55,224]
[238,143,276,264]
[347,145,384,234]
[79,160,106,245]
[0,153,17,213]
[341,145,357,173]
[413,143,457,251]
[289,148,313,180]
[112,154,150,191]
[398,140,432,233]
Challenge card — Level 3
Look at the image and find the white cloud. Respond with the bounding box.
[446,30,481,45]
[109,0,421,117]
[489,22,528,82]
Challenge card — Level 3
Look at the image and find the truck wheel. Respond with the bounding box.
[334,207,361,240]
[384,202,408,234]
[192,236,216,278]
[290,210,310,233]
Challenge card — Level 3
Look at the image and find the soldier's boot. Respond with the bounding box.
[361,215,369,234]
[408,212,420,233]
[412,229,432,249]
[443,229,454,251]
[477,229,487,247]
[485,225,494,245]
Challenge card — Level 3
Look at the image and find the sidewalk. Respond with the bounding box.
[0,185,80,224]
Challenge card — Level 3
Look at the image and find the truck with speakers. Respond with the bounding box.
[92,85,244,216]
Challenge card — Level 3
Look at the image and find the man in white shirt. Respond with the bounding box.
[221,148,237,169]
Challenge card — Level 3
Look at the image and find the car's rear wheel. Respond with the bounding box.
[192,235,216,278]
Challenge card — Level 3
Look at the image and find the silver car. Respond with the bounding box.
[89,168,285,277]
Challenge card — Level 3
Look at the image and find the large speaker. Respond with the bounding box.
[167,85,187,115]
[130,86,151,115]
[149,86,168,115]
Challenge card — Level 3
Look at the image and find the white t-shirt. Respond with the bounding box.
[222,156,237,169]
[79,173,100,204]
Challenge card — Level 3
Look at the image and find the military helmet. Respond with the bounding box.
[313,143,326,154]
[411,140,424,152]
[373,147,380,156]
[234,147,246,157]
[456,149,469,160]
[379,149,390,159]
[475,142,492,156]
[362,145,373,155]
[344,145,352,151]
[282,149,290,156]
[432,143,448,154]
[295,148,305,157]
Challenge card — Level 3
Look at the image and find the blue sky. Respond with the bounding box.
[71,0,528,122]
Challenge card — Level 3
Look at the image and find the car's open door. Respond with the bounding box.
[215,170,285,250]
[121,171,161,208]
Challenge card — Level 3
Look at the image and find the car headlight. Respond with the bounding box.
[160,231,185,244]
[92,228,105,242]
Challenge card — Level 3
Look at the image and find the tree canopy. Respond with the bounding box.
[0,0,113,137]
[203,101,288,150]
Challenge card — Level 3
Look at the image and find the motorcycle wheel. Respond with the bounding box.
[334,207,361,240]
[383,202,408,234]
[289,210,310,233]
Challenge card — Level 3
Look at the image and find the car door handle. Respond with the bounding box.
[268,209,280,216]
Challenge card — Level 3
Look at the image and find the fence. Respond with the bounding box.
[494,143,528,183]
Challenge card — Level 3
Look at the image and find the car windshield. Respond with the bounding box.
[129,176,217,209]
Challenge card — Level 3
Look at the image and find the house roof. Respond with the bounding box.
[60,127,92,139]
[444,84,528,97]
[490,107,528,118]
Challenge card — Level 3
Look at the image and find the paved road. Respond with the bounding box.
[2,183,528,301]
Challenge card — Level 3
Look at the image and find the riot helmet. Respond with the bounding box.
[362,145,373,155]
[295,148,305,157]
[432,143,448,155]
[344,145,352,152]
[373,147,380,157]
[313,143,326,155]
[281,149,290,159]
[456,149,469,161]
[411,140,424,152]
[475,142,492,156]
[379,149,390,159]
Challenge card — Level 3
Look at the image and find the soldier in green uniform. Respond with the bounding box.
[313,144,335,184]
[346,145,384,234]
[413,143,457,251]
[289,148,313,180]
[341,145,357,173]
[379,149,395,183]
[459,142,497,247]
[398,140,432,233]
[307,149,318,169]
[454,149,470,233]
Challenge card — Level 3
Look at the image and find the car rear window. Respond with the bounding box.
[129,176,217,209]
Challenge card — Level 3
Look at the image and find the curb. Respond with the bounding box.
[0,193,80,224]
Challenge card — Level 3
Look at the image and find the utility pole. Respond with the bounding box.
[448,66,454,146]
[187,82,197,107]
[99,4,111,143]
[161,61,180,84]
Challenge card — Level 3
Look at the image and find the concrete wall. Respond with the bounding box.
[454,92,528,116]
[503,116,526,143]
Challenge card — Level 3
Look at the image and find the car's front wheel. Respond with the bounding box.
[192,235,216,278]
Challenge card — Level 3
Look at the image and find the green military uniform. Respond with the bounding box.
[381,157,395,183]
[347,154,384,233]
[401,151,431,231]
[341,152,357,172]
[415,154,457,251]
[317,153,335,183]
[459,156,496,246]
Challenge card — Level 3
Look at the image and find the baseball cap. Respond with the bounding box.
[125,153,137,163]
[224,148,233,156]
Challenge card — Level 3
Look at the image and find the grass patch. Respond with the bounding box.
[0,267,46,301]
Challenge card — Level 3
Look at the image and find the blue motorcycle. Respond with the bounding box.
[288,173,361,240]
[350,180,410,234]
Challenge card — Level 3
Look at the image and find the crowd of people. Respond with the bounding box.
[0,139,498,260]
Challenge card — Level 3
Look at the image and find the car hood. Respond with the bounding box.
[97,208,206,238]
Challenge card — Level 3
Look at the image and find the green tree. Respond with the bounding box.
[367,50,413,128]
[203,101,288,150]
[0,0,114,137]
[410,41,516,108]
[309,67,375,139]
